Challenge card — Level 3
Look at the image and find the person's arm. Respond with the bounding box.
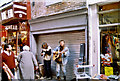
[45,46,51,55]
[32,53,38,70]
[63,47,70,57]
[32,53,38,67]
[45,49,51,55]
[12,52,15,67]
[41,50,44,56]
[53,47,59,54]
[17,53,22,63]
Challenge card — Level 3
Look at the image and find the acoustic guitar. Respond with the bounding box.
[53,49,68,61]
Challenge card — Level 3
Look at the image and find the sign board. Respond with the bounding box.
[1,9,14,20]
[5,25,18,30]
[105,67,113,76]
[0,2,31,21]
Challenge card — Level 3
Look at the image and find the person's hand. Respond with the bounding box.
[36,66,38,70]
[43,49,46,51]
[41,53,44,56]
[0,46,2,49]
[3,66,7,72]
[15,55,18,59]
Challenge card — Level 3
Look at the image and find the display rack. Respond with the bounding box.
[74,64,94,81]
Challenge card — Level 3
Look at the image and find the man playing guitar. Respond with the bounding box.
[53,40,69,81]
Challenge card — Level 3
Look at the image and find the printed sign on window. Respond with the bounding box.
[105,67,113,76]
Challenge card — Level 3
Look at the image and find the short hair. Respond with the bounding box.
[4,44,9,51]
[59,40,65,43]
[23,45,30,51]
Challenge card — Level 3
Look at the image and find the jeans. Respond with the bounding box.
[56,63,66,77]
[44,60,51,78]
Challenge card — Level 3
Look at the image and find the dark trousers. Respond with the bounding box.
[2,68,15,81]
[44,60,52,78]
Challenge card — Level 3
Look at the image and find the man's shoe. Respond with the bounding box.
[64,76,66,81]
[47,77,52,80]
[57,76,61,80]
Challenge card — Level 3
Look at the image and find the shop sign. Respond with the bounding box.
[1,2,31,21]
[5,25,18,30]
[1,9,14,20]
[19,22,28,31]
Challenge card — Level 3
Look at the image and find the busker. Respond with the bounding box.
[2,44,15,81]
[41,42,52,80]
[53,40,69,81]
[17,45,38,80]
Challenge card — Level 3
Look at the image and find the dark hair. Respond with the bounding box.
[59,40,65,43]
[4,44,9,51]
[42,42,48,49]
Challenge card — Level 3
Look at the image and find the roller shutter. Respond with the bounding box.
[37,30,85,80]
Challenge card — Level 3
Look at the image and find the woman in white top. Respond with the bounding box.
[41,42,52,79]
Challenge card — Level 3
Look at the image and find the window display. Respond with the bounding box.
[100,26,120,75]
[6,21,30,55]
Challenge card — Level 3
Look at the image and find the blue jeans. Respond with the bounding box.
[56,63,66,77]
[44,60,51,78]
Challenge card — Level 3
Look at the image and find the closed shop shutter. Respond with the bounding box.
[37,30,85,80]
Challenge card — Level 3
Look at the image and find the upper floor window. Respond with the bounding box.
[98,2,120,25]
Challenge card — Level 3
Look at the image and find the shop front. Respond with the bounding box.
[4,22,30,55]
[88,1,120,78]
[29,8,88,80]
[99,2,120,76]
[0,2,31,55]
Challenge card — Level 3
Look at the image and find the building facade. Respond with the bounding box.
[88,0,120,77]
[30,0,120,80]
[0,0,31,55]
[29,0,88,80]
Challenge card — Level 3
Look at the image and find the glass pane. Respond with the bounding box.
[99,11,120,25]
[100,26,120,75]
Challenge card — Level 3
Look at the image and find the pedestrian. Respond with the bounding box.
[41,42,52,80]
[2,44,15,81]
[17,45,38,80]
[53,40,70,81]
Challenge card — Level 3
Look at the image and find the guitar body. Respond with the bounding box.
[53,49,68,63]
[53,51,62,61]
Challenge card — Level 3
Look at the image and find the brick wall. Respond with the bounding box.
[31,1,46,19]
[31,1,86,19]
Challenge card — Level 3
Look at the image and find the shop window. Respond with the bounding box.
[6,21,30,55]
[100,26,120,76]
[99,11,120,25]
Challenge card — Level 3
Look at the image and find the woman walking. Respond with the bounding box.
[18,45,38,80]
